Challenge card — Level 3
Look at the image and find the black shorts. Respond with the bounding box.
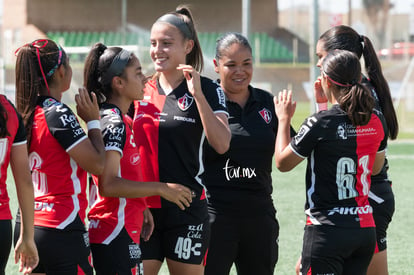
[301,225,376,275]
[140,202,210,265]
[205,212,279,275]
[14,221,93,275]
[369,181,395,252]
[0,220,12,275]
[91,227,143,275]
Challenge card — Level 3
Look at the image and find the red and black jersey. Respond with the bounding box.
[133,77,228,208]
[88,103,146,245]
[202,86,293,216]
[0,95,27,220]
[29,96,88,229]
[290,104,387,228]
[361,77,391,185]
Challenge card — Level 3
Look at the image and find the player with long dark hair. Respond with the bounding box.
[275,50,388,275]
[0,95,38,275]
[132,5,231,275]
[14,39,105,274]
[83,42,193,275]
[313,25,398,275]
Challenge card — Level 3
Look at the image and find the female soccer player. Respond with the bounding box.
[313,25,398,275]
[275,50,387,275]
[203,32,290,275]
[132,5,231,275]
[14,39,105,274]
[0,95,38,275]
[83,43,193,275]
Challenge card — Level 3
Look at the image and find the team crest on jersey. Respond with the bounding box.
[42,98,58,107]
[258,108,272,124]
[177,94,194,111]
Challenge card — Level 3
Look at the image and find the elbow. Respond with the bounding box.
[89,157,105,175]
[98,188,108,197]
[275,159,294,172]
[214,141,230,155]
[276,164,293,172]
[89,163,104,176]
[98,181,112,197]
[213,130,231,154]
[372,166,382,176]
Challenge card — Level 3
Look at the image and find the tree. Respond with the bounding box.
[362,0,393,48]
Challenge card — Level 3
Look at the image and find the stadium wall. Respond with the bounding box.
[23,0,278,33]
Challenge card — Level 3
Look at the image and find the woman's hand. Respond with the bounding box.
[177,64,202,98]
[75,87,100,122]
[314,76,328,104]
[314,77,328,111]
[14,237,39,275]
[161,183,193,210]
[274,89,296,122]
[141,208,154,242]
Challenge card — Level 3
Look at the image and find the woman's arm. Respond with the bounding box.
[274,90,304,172]
[372,150,386,175]
[10,144,39,274]
[98,150,193,210]
[69,88,105,175]
[177,64,231,154]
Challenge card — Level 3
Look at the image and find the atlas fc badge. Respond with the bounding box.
[259,108,272,124]
[178,94,194,111]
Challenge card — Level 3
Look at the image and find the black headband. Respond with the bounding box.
[156,13,192,39]
[101,49,131,85]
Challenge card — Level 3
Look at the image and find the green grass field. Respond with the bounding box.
[5,142,414,274]
[5,101,414,274]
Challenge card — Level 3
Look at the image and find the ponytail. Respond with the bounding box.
[15,39,65,145]
[361,36,399,139]
[83,43,108,103]
[84,43,134,104]
[319,25,398,138]
[338,82,374,126]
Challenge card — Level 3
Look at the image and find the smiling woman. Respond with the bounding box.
[202,32,295,275]
[82,42,193,275]
[131,5,231,275]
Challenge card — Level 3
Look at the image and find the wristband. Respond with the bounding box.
[87,120,100,131]
[316,102,328,112]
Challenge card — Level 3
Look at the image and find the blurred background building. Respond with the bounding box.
[1,0,413,133]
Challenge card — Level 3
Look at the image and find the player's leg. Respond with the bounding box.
[91,228,142,275]
[367,182,395,275]
[343,227,376,275]
[0,220,12,275]
[205,213,239,275]
[367,250,389,275]
[141,208,165,275]
[235,214,279,275]
[164,203,210,275]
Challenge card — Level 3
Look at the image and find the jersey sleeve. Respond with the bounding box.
[44,102,87,152]
[290,113,324,158]
[374,108,388,152]
[202,77,228,116]
[13,110,27,146]
[101,110,127,156]
[7,98,27,145]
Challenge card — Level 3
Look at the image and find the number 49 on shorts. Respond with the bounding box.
[174,237,202,260]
